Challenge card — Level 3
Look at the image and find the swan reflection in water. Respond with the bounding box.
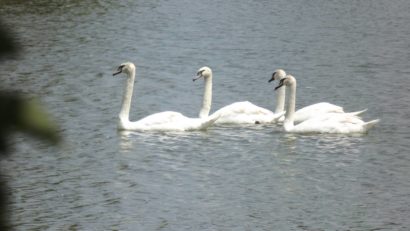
[118,130,211,153]
[118,130,137,152]
[278,133,366,158]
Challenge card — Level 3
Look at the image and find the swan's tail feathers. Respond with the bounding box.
[363,119,380,132]
[198,113,221,130]
[271,111,286,122]
[347,108,368,117]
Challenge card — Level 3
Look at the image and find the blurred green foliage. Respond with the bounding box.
[0,18,60,230]
[0,92,61,152]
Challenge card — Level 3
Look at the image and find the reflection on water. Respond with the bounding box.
[313,135,363,153]
[279,132,365,155]
[118,131,136,152]
[118,129,211,152]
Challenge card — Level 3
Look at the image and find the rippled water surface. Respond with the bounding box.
[1,0,409,230]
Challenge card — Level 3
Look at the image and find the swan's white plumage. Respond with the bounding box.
[114,62,218,131]
[194,67,283,124]
[278,75,379,134]
[118,111,218,131]
[286,113,379,134]
[270,69,367,123]
[211,101,284,124]
[291,102,343,122]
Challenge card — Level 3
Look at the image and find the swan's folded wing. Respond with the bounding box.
[294,102,344,122]
[131,111,218,131]
[292,114,372,133]
[128,111,187,131]
[213,101,276,124]
[136,111,185,126]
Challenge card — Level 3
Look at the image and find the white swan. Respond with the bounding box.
[269,69,367,123]
[113,62,219,131]
[275,75,379,134]
[193,67,284,124]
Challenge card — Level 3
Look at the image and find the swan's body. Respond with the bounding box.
[193,67,284,124]
[276,75,379,134]
[269,69,366,123]
[287,102,367,123]
[212,101,283,124]
[285,113,378,134]
[117,111,218,131]
[114,62,219,131]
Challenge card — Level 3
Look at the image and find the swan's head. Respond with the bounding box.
[268,69,286,83]
[113,62,135,76]
[193,66,212,81]
[275,74,295,90]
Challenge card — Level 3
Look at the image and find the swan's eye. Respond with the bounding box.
[197,70,205,76]
[113,65,126,76]
[274,78,287,91]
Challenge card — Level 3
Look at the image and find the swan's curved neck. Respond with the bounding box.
[284,80,296,131]
[274,84,286,113]
[119,69,136,122]
[199,76,212,118]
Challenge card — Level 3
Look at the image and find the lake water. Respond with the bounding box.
[1,0,410,230]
